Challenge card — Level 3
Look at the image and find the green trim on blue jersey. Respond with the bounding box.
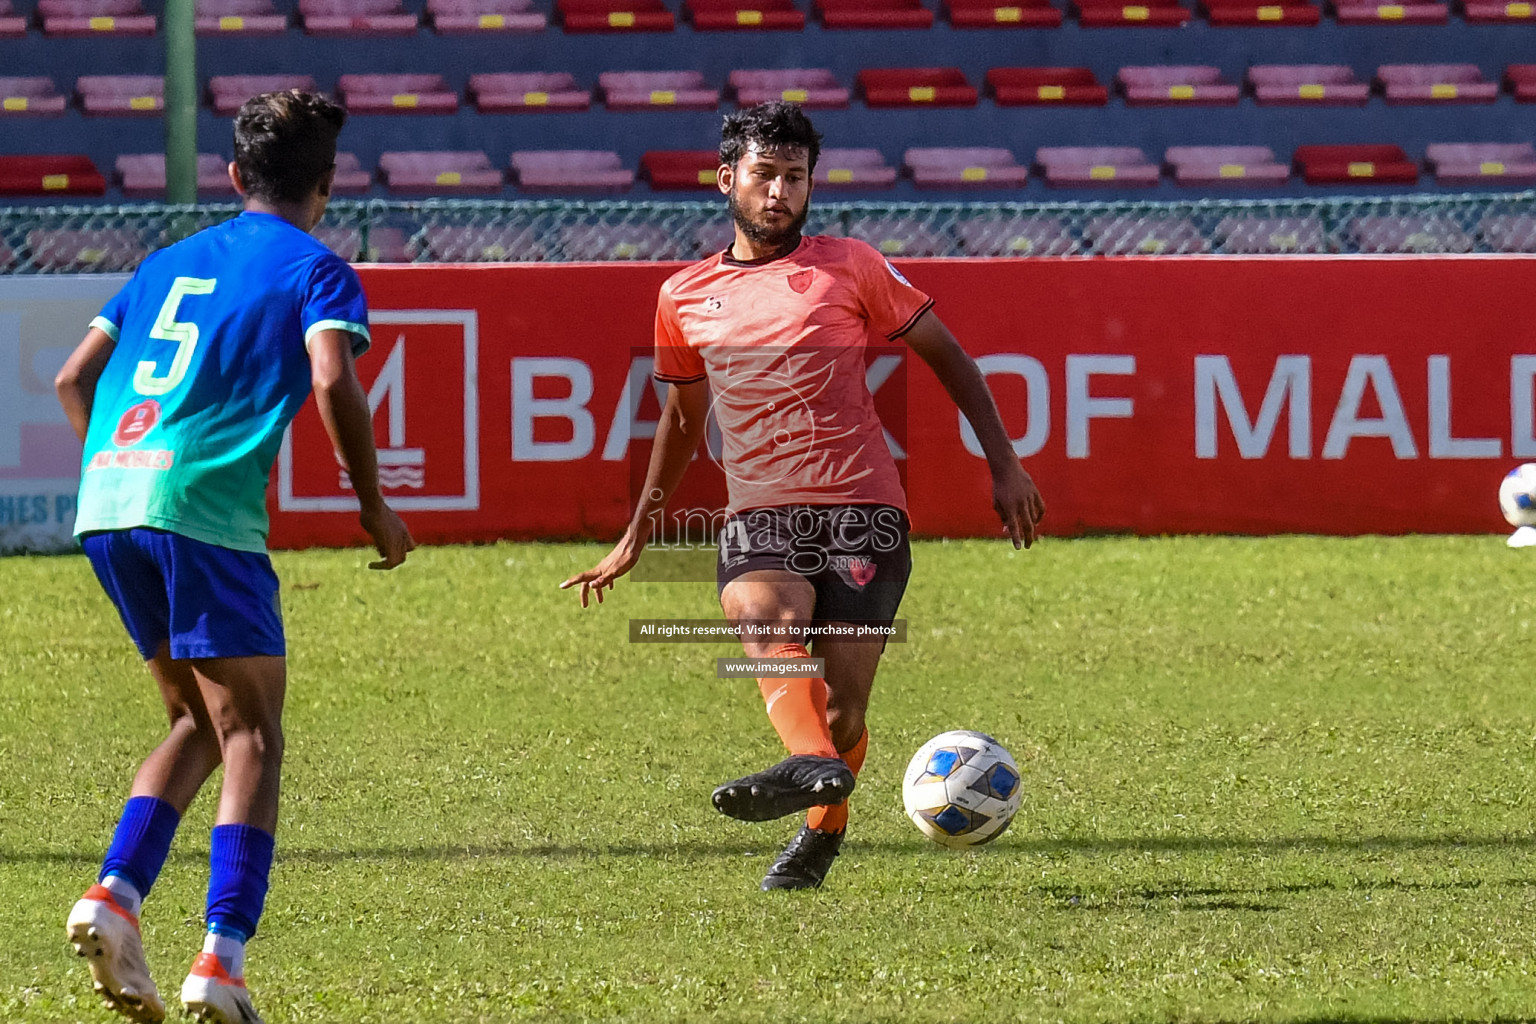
[90,316,120,342]
[304,319,372,355]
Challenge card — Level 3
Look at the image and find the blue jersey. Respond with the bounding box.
[75,211,370,553]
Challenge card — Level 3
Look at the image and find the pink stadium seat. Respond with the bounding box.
[379,151,503,193]
[1117,66,1240,105]
[1476,214,1536,252]
[987,67,1108,106]
[1377,64,1497,104]
[1036,146,1159,186]
[815,0,934,28]
[1165,145,1289,185]
[955,216,1078,255]
[77,76,164,116]
[844,216,952,257]
[299,0,418,34]
[208,76,320,116]
[418,224,546,261]
[729,69,850,108]
[340,75,459,114]
[685,0,805,29]
[641,150,721,190]
[1333,0,1446,22]
[429,0,546,30]
[116,153,237,197]
[1202,0,1319,24]
[511,150,635,191]
[26,228,147,271]
[903,147,1028,188]
[557,0,675,31]
[0,155,106,196]
[560,223,686,259]
[0,0,24,36]
[470,73,590,112]
[1248,64,1369,106]
[1350,216,1473,253]
[0,78,68,116]
[1074,0,1189,25]
[1466,0,1535,20]
[1426,143,1536,185]
[331,152,373,193]
[814,148,897,188]
[1085,215,1208,254]
[1213,216,1330,253]
[858,68,978,108]
[312,225,410,262]
[944,0,1061,26]
[1294,144,1418,185]
[1508,65,1536,102]
[195,0,287,34]
[600,71,719,111]
[39,0,156,35]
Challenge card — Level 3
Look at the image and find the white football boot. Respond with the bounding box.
[181,952,265,1023]
[65,884,166,1023]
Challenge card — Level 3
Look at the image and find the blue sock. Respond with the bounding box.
[206,824,275,941]
[99,796,181,898]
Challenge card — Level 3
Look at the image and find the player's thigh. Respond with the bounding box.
[146,642,214,728]
[191,655,287,738]
[720,570,817,652]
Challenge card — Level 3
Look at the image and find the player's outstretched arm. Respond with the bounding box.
[561,379,710,607]
[309,328,416,570]
[901,310,1046,549]
[55,327,117,442]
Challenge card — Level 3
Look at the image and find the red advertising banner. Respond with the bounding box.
[267,257,1529,549]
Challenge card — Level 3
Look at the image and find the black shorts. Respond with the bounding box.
[716,504,912,627]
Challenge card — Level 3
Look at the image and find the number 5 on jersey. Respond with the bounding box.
[134,276,217,396]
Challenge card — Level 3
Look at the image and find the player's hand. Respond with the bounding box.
[560,531,643,608]
[360,502,415,570]
[992,462,1045,550]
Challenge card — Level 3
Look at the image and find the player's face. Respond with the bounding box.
[724,143,812,250]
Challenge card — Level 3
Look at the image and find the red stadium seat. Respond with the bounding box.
[1074,0,1188,26]
[331,152,373,193]
[557,0,675,31]
[903,147,1028,188]
[1508,64,1536,102]
[0,0,24,36]
[208,75,319,115]
[1293,144,1418,185]
[1036,146,1159,186]
[730,69,850,108]
[955,216,1078,255]
[299,0,418,34]
[379,151,503,193]
[1426,143,1536,185]
[1350,216,1473,253]
[1165,145,1289,185]
[195,0,287,34]
[943,0,1061,26]
[0,155,107,196]
[816,0,934,28]
[1333,0,1445,22]
[1086,214,1208,254]
[641,150,721,190]
[511,150,635,191]
[1465,0,1535,20]
[77,75,163,116]
[470,73,590,112]
[39,0,156,35]
[116,153,237,197]
[1248,64,1369,105]
[1377,64,1497,104]
[339,74,459,114]
[600,71,719,110]
[1117,65,1240,105]
[313,225,410,262]
[1201,0,1318,24]
[815,148,897,188]
[844,216,953,257]
[858,68,978,108]
[560,223,685,259]
[1213,216,1329,253]
[26,228,146,271]
[428,0,546,30]
[685,0,805,29]
[0,78,68,116]
[987,67,1108,105]
[1476,214,1536,252]
[417,224,547,261]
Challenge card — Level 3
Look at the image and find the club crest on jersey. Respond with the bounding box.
[830,555,878,590]
[787,269,814,294]
[884,261,912,286]
[112,399,161,447]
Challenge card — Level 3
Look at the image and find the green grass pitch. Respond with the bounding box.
[3,536,1535,1023]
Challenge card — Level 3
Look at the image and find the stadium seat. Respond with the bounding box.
[987,67,1108,106]
[557,0,675,32]
[844,216,954,256]
[814,148,897,188]
[1085,214,1208,254]
[313,225,411,262]
[641,150,721,190]
[815,0,934,29]
[1036,146,1159,186]
[1294,144,1418,185]
[858,69,978,108]
[470,73,591,112]
[1212,215,1329,253]
[943,0,1061,26]
[1507,65,1536,102]
[1165,145,1289,185]
[903,147,1028,188]
[1201,0,1319,24]
[684,0,805,29]
[417,224,546,260]
[1333,0,1446,23]
[379,151,503,193]
[560,223,685,258]
[25,228,146,271]
[116,153,237,197]
[1465,0,1535,21]
[1074,0,1189,26]
[39,0,156,35]
[208,75,319,115]
[1377,64,1497,104]
[332,152,374,193]
[77,76,163,116]
[510,150,635,191]
[339,74,459,114]
[0,78,68,116]
[428,0,546,31]
[1426,143,1536,185]
[600,71,719,110]
[0,0,24,36]
[1248,64,1369,106]
[955,216,1078,255]
[1476,214,1536,252]
[195,0,287,34]
[1349,215,1473,253]
[0,155,106,196]
[299,0,418,34]
[729,69,850,108]
[1117,66,1240,105]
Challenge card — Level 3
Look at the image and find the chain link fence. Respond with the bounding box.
[5,193,1536,272]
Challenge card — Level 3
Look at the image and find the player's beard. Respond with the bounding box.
[729,188,809,255]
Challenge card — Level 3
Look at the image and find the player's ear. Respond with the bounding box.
[717,161,733,196]
[228,161,247,198]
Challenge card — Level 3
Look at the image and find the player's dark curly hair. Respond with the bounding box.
[719,101,822,173]
[233,90,347,204]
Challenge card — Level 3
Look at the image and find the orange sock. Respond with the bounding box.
[757,643,837,758]
[807,728,868,834]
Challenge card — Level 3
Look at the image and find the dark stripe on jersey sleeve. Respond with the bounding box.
[886,297,936,340]
[653,372,708,385]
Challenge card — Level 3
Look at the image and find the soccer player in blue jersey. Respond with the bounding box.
[53,90,413,1024]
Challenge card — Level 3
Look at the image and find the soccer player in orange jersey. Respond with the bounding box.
[562,102,1044,890]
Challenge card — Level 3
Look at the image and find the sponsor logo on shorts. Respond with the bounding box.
[829,555,878,590]
[112,399,161,447]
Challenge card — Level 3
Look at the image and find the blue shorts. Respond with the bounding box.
[81,528,285,661]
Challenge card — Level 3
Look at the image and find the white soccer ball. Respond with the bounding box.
[902,730,1022,848]
[1500,464,1536,527]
